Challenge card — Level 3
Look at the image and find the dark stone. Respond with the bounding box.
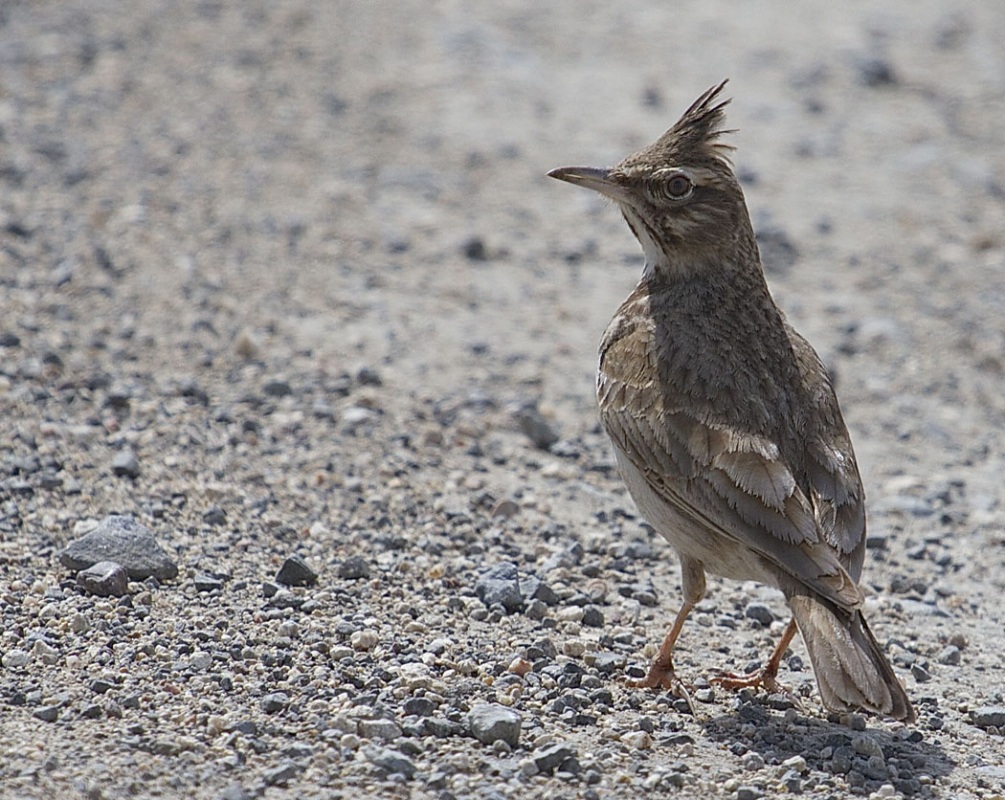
[468,704,522,747]
[744,602,775,626]
[263,762,300,786]
[363,745,416,779]
[403,697,435,717]
[60,515,178,580]
[194,574,224,592]
[461,237,487,261]
[261,692,290,714]
[111,449,141,478]
[76,561,130,597]
[514,401,559,450]
[338,555,370,580]
[276,555,318,586]
[202,506,227,526]
[533,743,577,775]
[581,605,605,628]
[475,563,523,612]
[263,379,293,398]
[970,706,1005,728]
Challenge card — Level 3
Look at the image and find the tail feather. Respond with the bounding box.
[788,593,915,723]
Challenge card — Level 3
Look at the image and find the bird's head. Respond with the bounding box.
[549,80,754,278]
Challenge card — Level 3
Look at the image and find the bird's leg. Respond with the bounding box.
[625,598,695,694]
[625,558,704,710]
[711,618,800,704]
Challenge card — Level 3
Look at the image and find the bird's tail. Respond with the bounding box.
[788,592,915,723]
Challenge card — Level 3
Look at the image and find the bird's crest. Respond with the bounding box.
[620,80,735,172]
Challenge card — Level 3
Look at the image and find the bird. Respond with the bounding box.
[548,80,914,722]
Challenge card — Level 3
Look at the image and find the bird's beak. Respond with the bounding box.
[547,166,629,204]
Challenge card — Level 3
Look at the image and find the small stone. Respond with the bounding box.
[533,743,577,775]
[351,629,379,651]
[581,605,605,627]
[514,401,559,450]
[261,692,290,714]
[77,561,129,597]
[263,762,299,786]
[362,746,416,779]
[359,719,402,740]
[475,563,523,612]
[491,499,519,518]
[694,688,715,703]
[743,752,765,771]
[276,555,318,586]
[782,755,807,773]
[461,237,488,261]
[937,645,961,665]
[620,731,652,750]
[970,706,1005,728]
[910,663,932,683]
[2,649,30,668]
[744,602,775,627]
[468,703,522,747]
[356,366,382,386]
[70,613,89,634]
[34,705,60,723]
[857,56,898,87]
[194,574,224,592]
[403,697,435,717]
[111,449,141,478]
[589,652,626,674]
[736,787,762,800]
[262,379,293,398]
[338,555,370,580]
[562,639,586,658]
[60,515,178,580]
[202,507,227,526]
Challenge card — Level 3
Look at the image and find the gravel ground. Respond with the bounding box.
[2,1,1005,798]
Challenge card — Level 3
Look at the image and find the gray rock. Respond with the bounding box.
[359,719,402,740]
[520,574,559,606]
[111,449,141,478]
[61,515,178,580]
[937,645,961,665]
[403,697,435,717]
[581,605,605,627]
[744,602,775,626]
[468,703,522,747]
[533,743,577,776]
[194,573,224,592]
[262,378,293,398]
[276,555,318,586]
[338,555,370,580]
[77,560,129,597]
[362,745,416,779]
[33,705,60,723]
[475,563,523,612]
[263,761,299,786]
[261,692,290,713]
[970,707,1005,728]
[514,401,559,450]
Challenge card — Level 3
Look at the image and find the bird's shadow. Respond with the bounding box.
[697,699,953,796]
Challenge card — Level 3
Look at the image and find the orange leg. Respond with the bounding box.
[626,599,695,702]
[711,618,800,702]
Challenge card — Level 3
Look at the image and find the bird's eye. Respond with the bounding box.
[665,174,693,199]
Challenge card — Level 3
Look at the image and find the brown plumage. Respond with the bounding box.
[548,80,914,722]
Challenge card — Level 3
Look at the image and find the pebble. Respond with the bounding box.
[475,563,523,612]
[351,630,380,651]
[111,449,141,478]
[338,555,371,580]
[937,645,961,665]
[261,692,290,714]
[60,515,179,580]
[533,743,577,775]
[263,762,299,786]
[970,707,1005,728]
[514,400,559,450]
[362,746,416,779]
[744,602,775,626]
[359,719,402,740]
[194,573,224,592]
[3,649,30,668]
[620,731,652,750]
[276,555,318,586]
[76,561,130,597]
[468,703,522,747]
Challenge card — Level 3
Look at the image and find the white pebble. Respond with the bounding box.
[351,629,379,651]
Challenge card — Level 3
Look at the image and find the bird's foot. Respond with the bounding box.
[710,667,801,707]
[625,660,695,713]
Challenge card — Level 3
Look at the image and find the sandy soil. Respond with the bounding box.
[2,1,1005,798]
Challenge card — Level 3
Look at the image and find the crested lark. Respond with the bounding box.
[549,81,914,722]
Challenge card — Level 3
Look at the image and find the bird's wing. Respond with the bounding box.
[598,324,865,611]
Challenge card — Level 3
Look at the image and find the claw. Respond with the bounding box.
[710,668,802,709]
[624,662,696,714]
